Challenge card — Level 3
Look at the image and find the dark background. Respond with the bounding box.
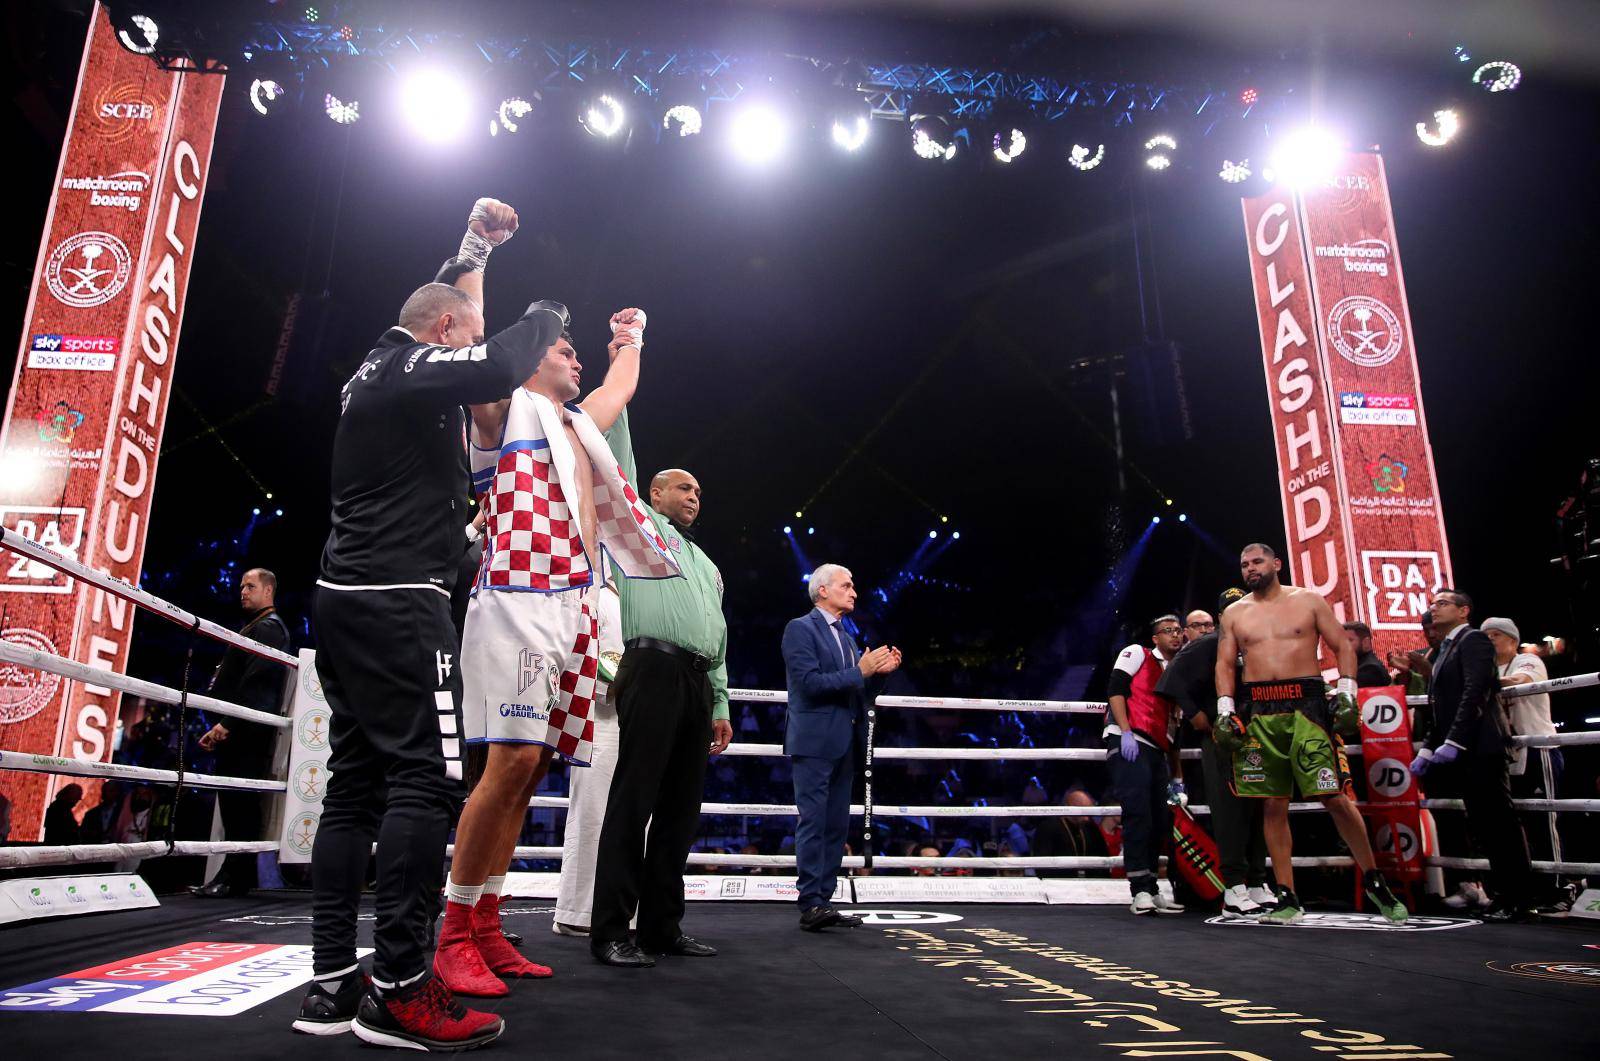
[4,2,1596,725]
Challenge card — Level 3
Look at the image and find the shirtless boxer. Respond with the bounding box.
[434,309,681,996]
[1214,543,1408,925]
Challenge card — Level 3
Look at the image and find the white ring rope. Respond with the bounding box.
[0,526,298,668]
[0,841,278,870]
[0,750,286,793]
[0,638,289,729]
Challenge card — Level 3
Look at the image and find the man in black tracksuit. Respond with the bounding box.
[296,198,569,1050]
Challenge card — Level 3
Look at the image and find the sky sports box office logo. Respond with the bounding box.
[1338,391,1417,426]
[28,334,119,372]
[0,942,369,1016]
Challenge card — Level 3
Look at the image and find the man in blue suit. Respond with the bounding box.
[782,563,901,931]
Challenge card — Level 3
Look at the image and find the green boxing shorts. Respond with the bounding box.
[1231,677,1346,800]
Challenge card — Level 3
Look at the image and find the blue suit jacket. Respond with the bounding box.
[782,609,875,760]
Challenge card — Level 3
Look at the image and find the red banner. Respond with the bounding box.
[1357,685,1424,881]
[1242,154,1454,663]
[0,4,224,838]
[1241,186,1360,629]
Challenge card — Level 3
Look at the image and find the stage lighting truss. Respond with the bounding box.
[1067,143,1105,171]
[992,128,1027,163]
[580,93,628,138]
[324,93,360,125]
[115,14,159,55]
[1143,133,1176,171]
[249,78,285,117]
[1415,109,1460,147]
[1218,158,1251,183]
[911,115,958,161]
[662,103,703,137]
[1472,60,1521,93]
[831,115,869,152]
[490,96,534,136]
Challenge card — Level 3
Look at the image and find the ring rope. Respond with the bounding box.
[526,796,1600,817]
[0,750,286,793]
[0,639,288,728]
[0,526,298,668]
[0,840,278,870]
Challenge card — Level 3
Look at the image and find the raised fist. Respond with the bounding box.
[469,198,519,246]
[608,308,647,356]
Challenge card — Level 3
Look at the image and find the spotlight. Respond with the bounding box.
[728,103,789,166]
[1143,134,1176,171]
[662,103,703,138]
[1165,499,1174,506]
[783,525,792,534]
[928,530,938,539]
[337,25,354,43]
[952,531,961,540]
[1416,109,1460,147]
[1263,127,1343,186]
[807,527,814,536]
[265,492,274,500]
[940,515,949,523]
[830,115,869,152]
[1067,143,1105,171]
[400,69,471,144]
[1218,158,1252,183]
[249,79,286,117]
[1178,513,1188,523]
[324,93,360,125]
[252,508,261,516]
[1240,87,1259,106]
[114,13,159,55]
[1472,60,1521,92]
[303,5,319,22]
[794,510,802,518]
[992,128,1027,163]
[275,509,284,517]
[490,96,534,136]
[911,115,959,161]
[580,93,628,138]
[1453,45,1472,64]
[1151,516,1161,525]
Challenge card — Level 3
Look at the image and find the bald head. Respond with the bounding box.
[1064,789,1095,808]
[649,468,701,527]
[397,283,483,348]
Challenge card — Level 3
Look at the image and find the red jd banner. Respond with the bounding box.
[0,3,224,839]
[1356,686,1425,882]
[1242,153,1454,663]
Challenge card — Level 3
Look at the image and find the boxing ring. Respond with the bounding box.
[1,532,1597,1057]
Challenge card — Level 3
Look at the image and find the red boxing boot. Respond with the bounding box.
[474,893,554,978]
[432,900,509,998]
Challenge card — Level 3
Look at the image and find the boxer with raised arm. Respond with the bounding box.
[1213,543,1408,925]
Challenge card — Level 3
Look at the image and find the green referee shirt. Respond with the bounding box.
[604,408,730,722]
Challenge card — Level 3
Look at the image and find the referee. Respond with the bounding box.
[589,407,733,968]
[297,199,567,1049]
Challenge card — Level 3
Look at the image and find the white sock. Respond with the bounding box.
[484,875,505,899]
[445,876,484,908]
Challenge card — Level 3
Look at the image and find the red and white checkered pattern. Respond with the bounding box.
[472,391,680,593]
[549,603,599,764]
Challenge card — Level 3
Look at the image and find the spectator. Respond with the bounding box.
[1030,788,1110,878]
[1182,610,1215,644]
[1389,617,1442,697]
[1342,622,1391,687]
[1483,616,1581,911]
[43,784,84,846]
[914,844,940,877]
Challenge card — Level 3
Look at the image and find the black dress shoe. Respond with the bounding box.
[833,911,864,928]
[799,905,843,932]
[644,934,717,957]
[591,940,656,968]
[1481,901,1537,923]
[188,880,245,899]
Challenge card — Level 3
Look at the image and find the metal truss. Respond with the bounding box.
[227,19,1259,131]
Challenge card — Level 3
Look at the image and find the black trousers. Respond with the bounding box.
[1200,732,1267,889]
[1106,736,1170,895]
[214,733,272,889]
[310,587,465,983]
[591,645,712,946]
[1431,753,1534,905]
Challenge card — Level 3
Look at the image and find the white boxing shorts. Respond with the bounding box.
[461,586,599,765]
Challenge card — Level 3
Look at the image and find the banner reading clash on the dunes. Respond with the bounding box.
[0,3,224,838]
[1243,153,1454,661]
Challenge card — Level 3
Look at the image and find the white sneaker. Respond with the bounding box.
[1152,891,1185,915]
[1248,886,1277,909]
[1443,882,1490,910]
[551,920,590,936]
[1222,885,1263,918]
[1130,893,1156,915]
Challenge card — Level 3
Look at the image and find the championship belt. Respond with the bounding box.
[1168,800,1225,901]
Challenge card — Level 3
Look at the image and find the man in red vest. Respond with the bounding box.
[1104,615,1187,914]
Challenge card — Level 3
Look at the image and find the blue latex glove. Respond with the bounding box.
[1408,753,1431,777]
[1166,779,1188,807]
[1119,731,1139,762]
[1432,743,1461,766]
